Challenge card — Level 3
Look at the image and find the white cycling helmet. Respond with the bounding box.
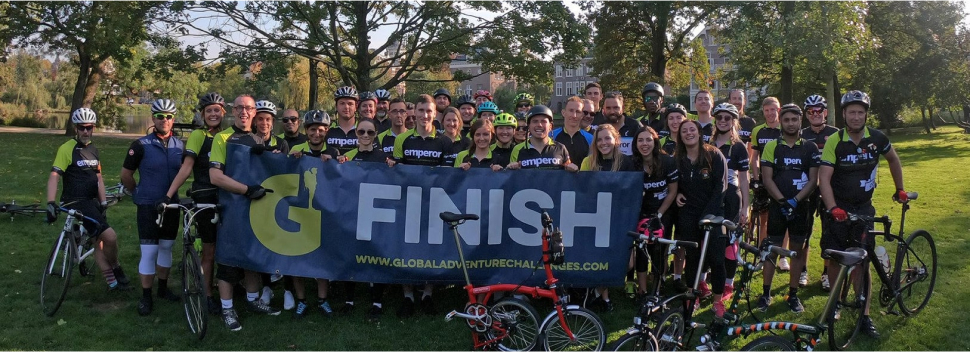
[71,108,97,124]
[374,89,391,101]
[151,99,177,114]
[803,94,827,109]
[255,100,277,116]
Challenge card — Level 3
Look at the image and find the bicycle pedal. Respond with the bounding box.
[445,310,458,322]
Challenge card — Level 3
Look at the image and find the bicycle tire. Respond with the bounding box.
[652,307,685,351]
[897,230,937,315]
[181,245,208,340]
[827,266,868,351]
[740,335,797,351]
[486,297,540,351]
[611,329,659,351]
[40,231,76,317]
[541,306,606,351]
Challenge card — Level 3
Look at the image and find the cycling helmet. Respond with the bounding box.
[71,108,97,124]
[334,86,359,101]
[303,110,332,128]
[474,89,493,101]
[359,91,378,103]
[840,90,870,110]
[642,82,665,97]
[493,112,517,128]
[636,217,665,239]
[456,94,475,108]
[527,105,554,123]
[712,103,739,119]
[255,100,277,116]
[151,99,177,114]
[803,94,827,109]
[663,103,687,118]
[515,92,534,105]
[477,101,500,116]
[433,88,451,101]
[374,89,391,101]
[779,103,803,117]
[198,92,225,110]
[513,111,528,121]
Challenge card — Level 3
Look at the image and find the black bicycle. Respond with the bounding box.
[0,200,47,219]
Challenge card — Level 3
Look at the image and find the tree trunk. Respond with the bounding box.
[963,104,970,123]
[66,52,93,135]
[780,64,793,104]
[832,72,843,128]
[308,58,319,109]
[928,107,936,130]
[920,106,930,134]
[649,3,670,84]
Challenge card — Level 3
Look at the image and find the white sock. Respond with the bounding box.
[403,292,414,301]
[725,278,735,286]
[422,291,432,299]
[246,291,259,302]
[373,302,382,308]
[674,274,682,280]
[222,299,233,309]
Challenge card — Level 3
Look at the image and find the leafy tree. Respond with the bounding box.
[666,37,712,98]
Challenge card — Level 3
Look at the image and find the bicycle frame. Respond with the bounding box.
[56,207,97,265]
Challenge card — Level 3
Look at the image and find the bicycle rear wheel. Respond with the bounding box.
[181,245,208,339]
[611,330,659,351]
[40,231,76,317]
[652,307,685,351]
[486,297,540,351]
[741,335,796,351]
[542,306,606,351]
[827,266,868,351]
[897,230,937,315]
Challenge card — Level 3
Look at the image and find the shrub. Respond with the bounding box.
[8,116,48,128]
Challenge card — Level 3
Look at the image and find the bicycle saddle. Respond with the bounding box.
[439,212,480,222]
[824,247,868,267]
[697,216,737,231]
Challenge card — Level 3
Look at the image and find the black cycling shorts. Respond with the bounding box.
[819,203,875,259]
[217,264,246,283]
[191,192,219,244]
[766,201,814,246]
[136,204,179,245]
[64,199,110,237]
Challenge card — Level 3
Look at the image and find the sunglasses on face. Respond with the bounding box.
[516,104,531,108]
[76,125,95,131]
[644,95,660,102]
[153,113,175,120]
[356,129,377,137]
[582,111,594,116]
[807,108,825,115]
[282,117,299,122]
[516,126,529,132]
[715,114,734,121]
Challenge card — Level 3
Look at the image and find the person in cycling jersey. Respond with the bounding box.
[694,90,715,143]
[749,97,784,268]
[490,113,518,168]
[441,107,470,166]
[551,96,593,165]
[164,92,226,313]
[660,104,688,154]
[673,119,729,319]
[507,105,578,172]
[729,89,757,144]
[46,108,130,292]
[581,98,596,132]
[120,99,185,316]
[455,120,500,170]
[600,92,644,156]
[631,126,679,301]
[405,102,416,130]
[328,87,360,155]
[358,91,379,120]
[710,103,751,305]
[759,103,819,314]
[513,112,529,144]
[374,89,393,132]
[253,100,289,154]
[515,92,534,114]
[377,98,410,156]
[209,94,282,331]
[584,82,604,123]
[639,82,666,132]
[819,90,907,338]
[801,94,839,291]
[278,108,308,148]
[455,94,477,136]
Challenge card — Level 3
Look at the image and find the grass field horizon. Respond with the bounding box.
[0,126,967,350]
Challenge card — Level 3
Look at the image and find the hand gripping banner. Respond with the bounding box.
[216,144,643,287]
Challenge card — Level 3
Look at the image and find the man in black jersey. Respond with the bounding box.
[378,98,410,155]
[730,89,757,144]
[584,82,604,125]
[749,97,783,257]
[551,96,593,165]
[800,94,838,290]
[278,108,308,147]
[507,105,578,171]
[639,82,666,132]
[600,91,643,156]
[694,90,715,143]
[328,86,360,155]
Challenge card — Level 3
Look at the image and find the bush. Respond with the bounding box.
[8,116,48,128]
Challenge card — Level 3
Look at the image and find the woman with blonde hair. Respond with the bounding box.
[580,124,634,172]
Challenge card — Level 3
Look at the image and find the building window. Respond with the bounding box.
[576,67,583,77]
[566,82,573,96]
[556,82,562,96]
[466,85,471,96]
[565,68,572,77]
[556,65,562,77]
[477,84,483,91]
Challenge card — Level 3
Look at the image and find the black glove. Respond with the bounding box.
[251,144,266,155]
[46,201,57,223]
[245,185,273,200]
[648,217,663,232]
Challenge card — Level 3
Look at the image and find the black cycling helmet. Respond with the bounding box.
[526,105,554,124]
[433,88,451,102]
[359,91,378,103]
[456,94,475,108]
[840,90,870,110]
[303,110,332,128]
[198,92,225,110]
[663,103,687,118]
[779,103,803,117]
[642,82,665,98]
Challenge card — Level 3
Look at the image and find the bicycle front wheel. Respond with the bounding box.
[542,306,606,351]
[897,230,937,315]
[611,329,659,351]
[487,297,540,351]
[181,246,208,339]
[827,266,868,351]
[740,335,797,351]
[40,231,76,317]
[652,307,685,351]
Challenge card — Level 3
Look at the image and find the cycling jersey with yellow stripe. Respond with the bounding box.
[51,138,101,201]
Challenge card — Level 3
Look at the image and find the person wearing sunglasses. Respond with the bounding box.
[47,108,131,296]
[551,96,593,165]
[277,108,307,148]
[799,94,838,291]
[405,102,416,130]
[581,98,596,132]
[378,98,410,155]
[490,112,518,169]
[253,100,289,154]
[328,86,360,155]
[209,94,282,331]
[120,99,186,317]
[710,103,751,306]
[164,92,227,314]
[514,92,534,114]
[513,112,529,144]
[639,82,667,133]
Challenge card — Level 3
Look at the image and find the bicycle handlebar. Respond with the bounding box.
[627,231,698,248]
[156,201,221,227]
[738,241,796,258]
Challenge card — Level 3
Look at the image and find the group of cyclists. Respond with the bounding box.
[46,80,907,338]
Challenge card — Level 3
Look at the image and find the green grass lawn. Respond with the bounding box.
[0,126,967,350]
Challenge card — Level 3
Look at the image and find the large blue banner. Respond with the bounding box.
[215,144,642,287]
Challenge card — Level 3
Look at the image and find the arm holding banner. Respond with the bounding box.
[210,167,249,195]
